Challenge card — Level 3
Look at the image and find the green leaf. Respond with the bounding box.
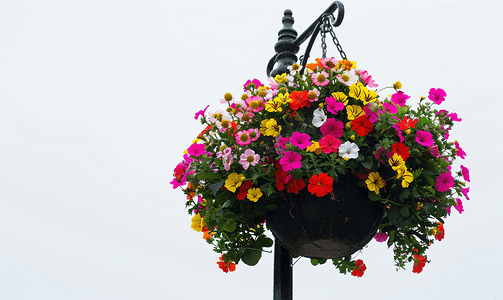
[318,258,327,265]
[222,199,234,208]
[423,173,434,186]
[400,205,410,217]
[215,191,232,205]
[257,237,274,248]
[361,160,372,169]
[197,173,222,180]
[368,191,381,201]
[209,180,225,196]
[311,258,319,266]
[266,204,278,211]
[223,220,237,232]
[388,205,411,227]
[242,249,262,266]
[420,117,432,124]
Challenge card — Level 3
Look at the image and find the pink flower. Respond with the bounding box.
[280,151,302,172]
[363,106,378,123]
[289,132,312,149]
[320,57,338,70]
[416,130,434,147]
[194,105,210,120]
[247,128,260,142]
[359,70,378,88]
[445,130,450,140]
[325,96,345,114]
[320,118,344,138]
[379,102,397,114]
[455,141,467,159]
[429,145,439,157]
[235,130,252,146]
[391,124,405,143]
[239,149,260,170]
[460,165,470,182]
[453,198,464,214]
[428,88,447,105]
[374,232,388,243]
[319,135,342,154]
[448,112,462,122]
[435,172,454,192]
[243,79,262,91]
[461,187,470,200]
[311,71,330,86]
[187,143,207,157]
[390,91,410,107]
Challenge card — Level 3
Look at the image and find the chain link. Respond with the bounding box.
[320,14,347,61]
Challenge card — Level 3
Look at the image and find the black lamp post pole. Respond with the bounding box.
[268,2,345,300]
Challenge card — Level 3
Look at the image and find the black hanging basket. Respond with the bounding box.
[266,173,385,259]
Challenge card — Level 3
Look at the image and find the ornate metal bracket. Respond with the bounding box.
[266,1,345,77]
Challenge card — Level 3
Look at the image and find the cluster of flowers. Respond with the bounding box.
[171,58,470,276]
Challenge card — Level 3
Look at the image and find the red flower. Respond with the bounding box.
[391,142,410,161]
[351,259,367,277]
[351,115,374,136]
[197,125,212,138]
[237,180,253,200]
[308,173,333,197]
[435,222,445,241]
[397,116,418,130]
[289,90,311,110]
[286,178,306,194]
[412,249,428,274]
[275,167,289,191]
[217,255,236,273]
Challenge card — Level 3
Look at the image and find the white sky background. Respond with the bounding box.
[1,0,502,299]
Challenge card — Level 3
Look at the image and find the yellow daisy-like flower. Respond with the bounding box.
[191,213,206,232]
[366,172,386,194]
[247,188,263,202]
[265,118,282,137]
[331,92,348,105]
[389,153,406,171]
[397,167,414,188]
[225,172,245,193]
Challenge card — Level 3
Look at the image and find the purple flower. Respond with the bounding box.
[416,130,434,147]
[279,151,302,172]
[289,131,312,149]
[374,232,388,243]
[460,165,470,182]
[390,91,410,107]
[435,172,454,192]
[428,88,447,105]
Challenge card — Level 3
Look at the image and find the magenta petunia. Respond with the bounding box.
[453,198,464,214]
[428,88,447,105]
[279,151,302,172]
[289,131,312,149]
[363,106,378,123]
[319,135,342,154]
[460,165,470,182]
[455,141,467,159]
[461,187,470,200]
[416,130,434,147]
[320,118,344,138]
[379,102,397,115]
[325,96,345,114]
[243,79,262,91]
[448,112,462,122]
[429,145,439,157]
[390,91,410,107]
[435,172,454,192]
[187,143,207,157]
[359,70,378,88]
[374,232,388,243]
[194,105,210,120]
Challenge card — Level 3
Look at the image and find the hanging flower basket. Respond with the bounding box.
[171,58,471,276]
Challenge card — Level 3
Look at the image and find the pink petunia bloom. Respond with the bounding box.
[416,130,434,147]
[374,232,388,243]
[448,112,462,122]
[187,143,207,157]
[239,149,260,170]
[379,102,397,114]
[289,131,312,149]
[280,151,302,172]
[311,71,330,86]
[455,141,467,159]
[390,91,410,107]
[453,198,464,214]
[359,70,378,88]
[461,187,470,200]
[243,79,262,91]
[170,170,194,189]
[460,165,470,182]
[320,118,344,138]
[319,135,342,154]
[429,145,439,157]
[446,206,451,214]
[435,172,454,192]
[363,106,378,123]
[391,124,405,143]
[325,96,345,114]
[428,88,447,105]
[194,105,210,120]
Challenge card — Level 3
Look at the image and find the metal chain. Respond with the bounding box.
[320,14,348,61]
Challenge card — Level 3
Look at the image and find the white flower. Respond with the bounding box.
[312,108,327,127]
[336,70,359,86]
[338,141,360,159]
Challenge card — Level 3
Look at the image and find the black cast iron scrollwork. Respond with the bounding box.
[267,1,346,78]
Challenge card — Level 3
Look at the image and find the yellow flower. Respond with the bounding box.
[274,73,289,84]
[331,92,348,105]
[265,118,282,137]
[346,105,364,120]
[276,92,289,103]
[389,153,406,171]
[265,98,283,112]
[397,167,414,188]
[224,92,233,101]
[306,140,322,155]
[366,172,386,194]
[360,88,377,105]
[191,213,206,232]
[259,119,268,135]
[405,129,411,135]
[416,202,423,210]
[394,81,402,90]
[349,82,364,100]
[225,173,245,193]
[247,188,263,202]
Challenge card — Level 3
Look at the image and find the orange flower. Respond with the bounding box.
[307,173,333,197]
[202,227,214,240]
[217,255,236,273]
[288,90,311,110]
